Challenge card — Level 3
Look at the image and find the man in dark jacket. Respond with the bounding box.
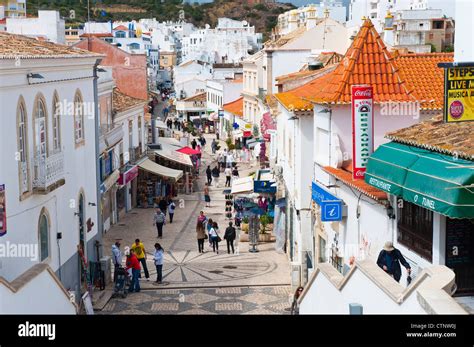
[206,166,212,185]
[191,139,197,150]
[158,198,168,218]
[377,241,411,283]
[224,222,236,254]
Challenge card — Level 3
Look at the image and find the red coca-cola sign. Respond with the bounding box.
[352,85,374,180]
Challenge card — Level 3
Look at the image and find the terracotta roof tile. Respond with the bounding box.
[387,115,474,160]
[0,32,102,59]
[113,89,146,113]
[183,92,206,102]
[395,53,454,110]
[323,166,388,201]
[223,97,243,118]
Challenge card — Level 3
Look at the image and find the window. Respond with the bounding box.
[17,99,29,194]
[115,31,126,38]
[74,92,84,144]
[38,212,49,261]
[397,201,433,261]
[318,235,327,263]
[129,120,133,150]
[34,96,47,162]
[138,116,142,149]
[315,127,329,166]
[52,93,61,152]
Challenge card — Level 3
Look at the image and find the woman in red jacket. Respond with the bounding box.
[126,250,141,293]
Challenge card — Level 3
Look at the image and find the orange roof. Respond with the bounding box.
[323,166,388,201]
[275,19,418,110]
[223,97,243,118]
[395,52,454,110]
[114,25,128,31]
[80,33,113,38]
[183,92,206,102]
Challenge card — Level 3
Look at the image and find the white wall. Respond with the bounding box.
[0,57,99,289]
[299,266,426,314]
[0,268,76,314]
[454,0,474,62]
[7,11,66,44]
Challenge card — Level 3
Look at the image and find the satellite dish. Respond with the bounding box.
[242,20,248,26]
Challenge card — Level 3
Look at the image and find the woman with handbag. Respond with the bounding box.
[209,222,221,254]
[196,220,207,253]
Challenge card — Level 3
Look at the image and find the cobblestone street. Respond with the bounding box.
[101,133,292,314]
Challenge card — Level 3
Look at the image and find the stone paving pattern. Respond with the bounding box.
[102,132,292,314]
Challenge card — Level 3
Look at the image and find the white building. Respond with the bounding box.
[0,32,103,313]
[206,77,243,138]
[6,10,66,44]
[181,18,263,65]
[173,60,212,100]
[276,1,347,36]
[347,0,454,33]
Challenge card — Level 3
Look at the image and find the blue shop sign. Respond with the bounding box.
[254,180,277,194]
[312,182,343,222]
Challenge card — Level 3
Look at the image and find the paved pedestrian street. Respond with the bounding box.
[101,134,292,314]
[100,286,292,315]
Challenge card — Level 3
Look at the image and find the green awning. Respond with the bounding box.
[365,142,474,219]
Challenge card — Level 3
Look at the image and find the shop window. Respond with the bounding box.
[397,201,433,261]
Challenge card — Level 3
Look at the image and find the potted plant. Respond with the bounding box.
[259,214,273,242]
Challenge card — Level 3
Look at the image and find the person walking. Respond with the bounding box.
[211,165,220,188]
[377,241,411,283]
[225,166,232,187]
[226,150,234,168]
[197,211,207,225]
[211,139,217,154]
[153,243,165,284]
[219,151,227,171]
[206,166,212,186]
[131,239,150,281]
[206,218,214,248]
[209,222,221,254]
[290,287,304,315]
[191,138,198,150]
[168,199,176,223]
[111,240,122,283]
[224,222,236,254]
[232,166,239,184]
[158,198,168,218]
[196,220,207,253]
[153,208,166,238]
[204,183,211,208]
[126,250,141,293]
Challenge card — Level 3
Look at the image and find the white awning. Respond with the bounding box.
[158,137,182,148]
[155,120,168,129]
[231,176,254,195]
[154,145,194,167]
[138,159,183,181]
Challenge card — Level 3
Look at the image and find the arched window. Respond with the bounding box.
[17,99,29,194]
[115,31,126,38]
[52,92,61,152]
[74,91,84,144]
[38,212,50,261]
[34,96,47,161]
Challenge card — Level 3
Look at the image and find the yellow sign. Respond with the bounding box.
[444,66,474,122]
[245,124,252,129]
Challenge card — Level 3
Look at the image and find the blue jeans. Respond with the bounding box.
[129,269,140,292]
[156,265,163,282]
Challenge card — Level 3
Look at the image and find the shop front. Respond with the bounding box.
[137,158,184,208]
[118,164,139,212]
[365,141,474,295]
[100,169,120,232]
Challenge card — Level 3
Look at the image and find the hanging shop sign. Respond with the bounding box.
[0,184,6,237]
[443,64,474,123]
[254,180,277,194]
[351,85,374,180]
[118,165,138,186]
[243,131,252,138]
[312,182,343,222]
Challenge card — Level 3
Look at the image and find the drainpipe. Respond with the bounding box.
[93,59,104,254]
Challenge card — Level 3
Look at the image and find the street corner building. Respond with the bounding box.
[0,31,104,314]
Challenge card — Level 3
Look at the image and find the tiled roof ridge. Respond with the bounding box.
[398,52,454,58]
[332,19,416,103]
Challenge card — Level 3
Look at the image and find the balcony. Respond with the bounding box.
[32,151,65,194]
